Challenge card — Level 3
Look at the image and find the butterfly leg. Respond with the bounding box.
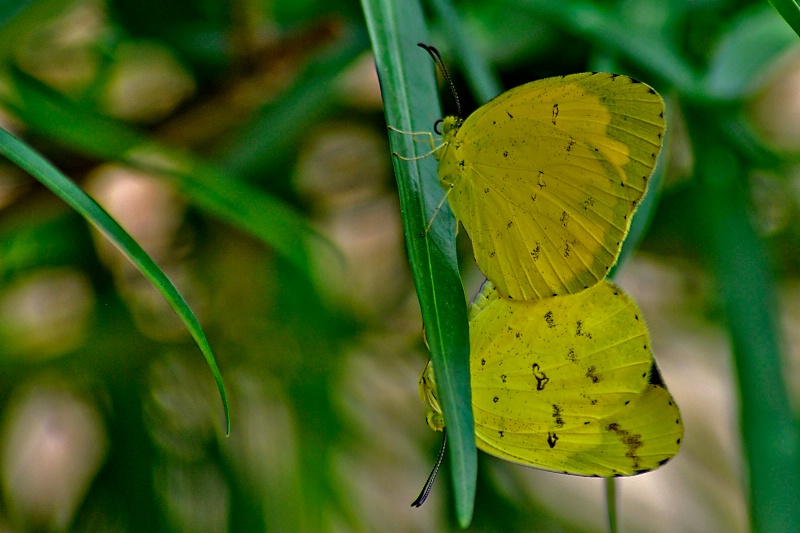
[387,125,436,141]
[424,184,454,236]
[387,126,441,160]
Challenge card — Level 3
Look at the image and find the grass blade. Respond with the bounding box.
[427,0,503,104]
[0,127,230,434]
[361,0,476,525]
[770,0,800,39]
[3,69,326,279]
[689,109,800,532]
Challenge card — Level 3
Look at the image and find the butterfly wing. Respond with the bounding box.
[439,73,665,300]
[469,280,682,476]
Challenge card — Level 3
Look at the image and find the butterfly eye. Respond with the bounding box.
[433,118,444,135]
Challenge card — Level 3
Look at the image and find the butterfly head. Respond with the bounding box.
[419,360,445,432]
[438,116,462,139]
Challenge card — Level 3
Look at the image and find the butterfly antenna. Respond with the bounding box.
[411,430,447,507]
[417,44,462,118]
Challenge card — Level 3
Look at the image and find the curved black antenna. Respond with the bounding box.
[411,430,447,507]
[417,43,462,118]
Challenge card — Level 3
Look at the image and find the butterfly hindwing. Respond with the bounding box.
[420,280,682,477]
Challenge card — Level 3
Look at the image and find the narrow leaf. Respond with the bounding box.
[361,0,476,525]
[0,127,230,434]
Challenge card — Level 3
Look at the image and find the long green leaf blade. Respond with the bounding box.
[361,0,476,526]
[690,110,800,532]
[0,127,230,434]
[427,0,502,104]
[3,70,326,279]
[770,0,800,39]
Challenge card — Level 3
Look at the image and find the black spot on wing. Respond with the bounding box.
[532,364,549,390]
[606,423,644,469]
[552,404,564,428]
[648,363,666,386]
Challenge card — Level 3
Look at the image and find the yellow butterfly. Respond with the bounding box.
[419,279,682,477]
[432,72,665,301]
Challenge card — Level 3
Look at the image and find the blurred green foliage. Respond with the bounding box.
[1,0,800,532]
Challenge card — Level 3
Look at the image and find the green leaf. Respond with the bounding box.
[770,0,800,40]
[3,69,328,280]
[214,27,369,181]
[427,0,503,104]
[688,108,800,532]
[509,0,704,99]
[361,0,476,526]
[0,127,230,434]
[705,4,798,99]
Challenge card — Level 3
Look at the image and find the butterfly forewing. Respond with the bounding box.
[438,72,665,300]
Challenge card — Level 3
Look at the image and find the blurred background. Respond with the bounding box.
[0,0,799,531]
